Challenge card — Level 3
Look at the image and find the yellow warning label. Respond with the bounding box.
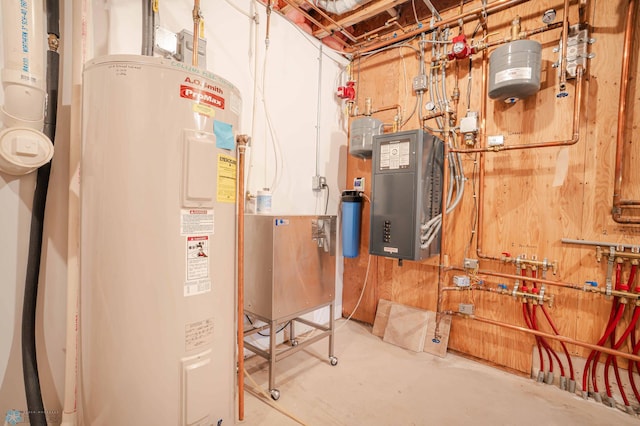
[193,102,215,117]
[217,154,236,203]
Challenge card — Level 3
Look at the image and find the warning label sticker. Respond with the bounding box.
[217,154,236,203]
[494,67,532,85]
[186,235,209,281]
[185,318,214,351]
[181,209,214,236]
[380,141,410,170]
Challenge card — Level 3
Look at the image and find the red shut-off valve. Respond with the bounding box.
[337,81,356,101]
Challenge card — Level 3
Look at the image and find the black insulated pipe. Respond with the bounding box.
[21,1,59,425]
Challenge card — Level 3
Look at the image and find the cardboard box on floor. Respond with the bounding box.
[373,299,451,357]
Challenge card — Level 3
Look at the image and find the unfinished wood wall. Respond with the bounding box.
[343,0,640,374]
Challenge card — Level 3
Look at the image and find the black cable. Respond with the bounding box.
[323,184,329,215]
[245,315,290,337]
[22,3,59,425]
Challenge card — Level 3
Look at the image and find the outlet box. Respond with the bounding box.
[453,275,470,287]
[413,75,428,92]
[312,175,326,191]
[487,135,504,147]
[459,303,475,315]
[463,258,478,270]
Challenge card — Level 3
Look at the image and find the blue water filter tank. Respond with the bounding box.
[342,190,363,258]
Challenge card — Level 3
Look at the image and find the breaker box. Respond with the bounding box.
[369,130,444,261]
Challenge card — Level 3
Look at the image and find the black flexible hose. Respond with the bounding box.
[21,1,59,424]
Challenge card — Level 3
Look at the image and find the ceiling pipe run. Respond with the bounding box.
[349,0,532,55]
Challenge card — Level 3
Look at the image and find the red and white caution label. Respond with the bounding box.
[180,209,214,236]
[185,235,211,296]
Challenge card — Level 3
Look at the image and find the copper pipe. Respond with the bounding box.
[352,103,401,118]
[558,0,570,91]
[451,65,584,153]
[476,44,490,259]
[612,0,639,224]
[450,266,584,290]
[349,0,532,55]
[483,22,563,49]
[192,0,201,66]
[457,313,640,364]
[236,135,249,421]
[435,111,452,335]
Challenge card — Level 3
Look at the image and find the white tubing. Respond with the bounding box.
[61,0,91,424]
[0,0,53,175]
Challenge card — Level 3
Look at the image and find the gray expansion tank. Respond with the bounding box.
[488,40,542,103]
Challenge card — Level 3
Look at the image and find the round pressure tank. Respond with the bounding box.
[80,55,240,425]
[488,40,542,103]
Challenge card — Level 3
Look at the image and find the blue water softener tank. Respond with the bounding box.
[342,190,363,258]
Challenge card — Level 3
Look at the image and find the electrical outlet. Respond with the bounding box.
[312,175,326,191]
[463,258,478,270]
[459,303,475,315]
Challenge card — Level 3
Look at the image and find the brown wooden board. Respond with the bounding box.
[342,0,640,377]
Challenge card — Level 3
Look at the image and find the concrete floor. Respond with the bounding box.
[243,319,639,426]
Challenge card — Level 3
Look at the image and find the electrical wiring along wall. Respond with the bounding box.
[342,0,640,412]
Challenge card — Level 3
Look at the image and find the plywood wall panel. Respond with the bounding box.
[342,0,640,377]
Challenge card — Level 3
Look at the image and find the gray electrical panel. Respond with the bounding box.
[369,130,444,261]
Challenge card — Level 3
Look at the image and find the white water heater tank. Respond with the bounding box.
[80,55,241,425]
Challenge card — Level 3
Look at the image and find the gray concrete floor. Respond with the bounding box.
[243,319,639,425]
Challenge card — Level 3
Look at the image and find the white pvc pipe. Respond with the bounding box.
[1,0,45,129]
[0,0,53,175]
[61,0,92,424]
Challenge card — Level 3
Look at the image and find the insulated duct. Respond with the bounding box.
[315,0,366,15]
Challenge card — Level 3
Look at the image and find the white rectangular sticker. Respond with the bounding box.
[186,236,209,280]
[494,67,532,85]
[181,209,214,236]
[184,278,211,297]
[185,318,214,351]
[383,247,399,254]
[379,141,410,170]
